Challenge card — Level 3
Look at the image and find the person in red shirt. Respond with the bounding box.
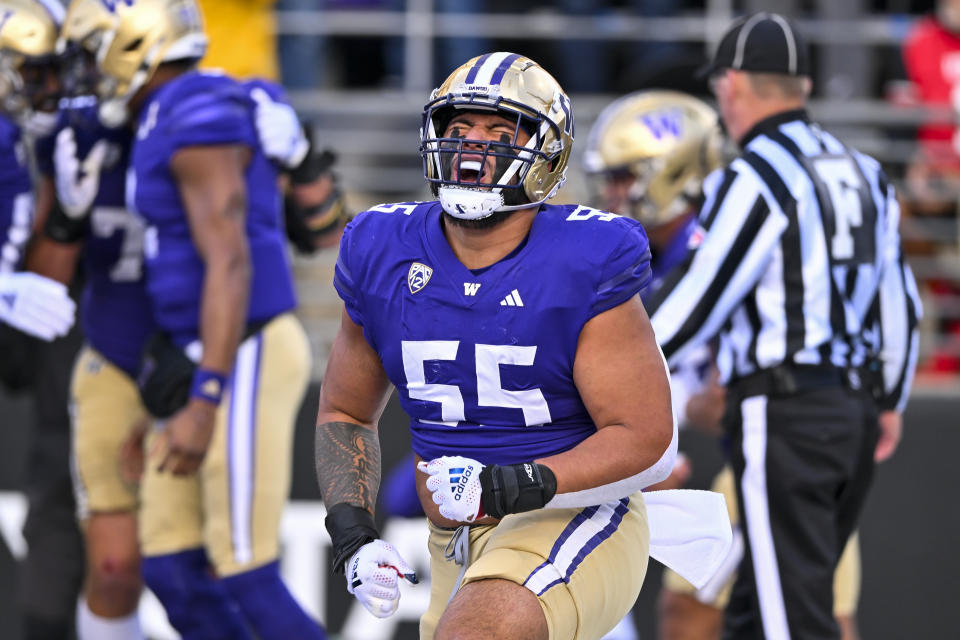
[901,0,960,374]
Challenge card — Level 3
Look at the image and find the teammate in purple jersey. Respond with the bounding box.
[30,92,158,640]
[62,0,326,638]
[0,2,75,354]
[35,100,153,374]
[0,4,86,639]
[30,78,335,640]
[315,52,689,640]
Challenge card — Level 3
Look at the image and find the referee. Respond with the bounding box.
[647,13,922,640]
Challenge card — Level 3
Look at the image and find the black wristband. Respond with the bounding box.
[43,201,90,244]
[324,503,380,574]
[479,462,558,519]
[290,136,336,185]
[283,186,348,255]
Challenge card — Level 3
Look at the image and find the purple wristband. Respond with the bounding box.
[190,368,228,405]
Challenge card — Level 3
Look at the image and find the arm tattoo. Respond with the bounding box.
[315,421,381,513]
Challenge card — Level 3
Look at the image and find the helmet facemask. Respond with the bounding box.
[424,100,553,219]
[420,53,573,221]
[0,0,64,135]
[0,50,63,135]
[60,0,207,127]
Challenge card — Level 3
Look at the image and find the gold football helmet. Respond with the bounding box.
[0,0,64,132]
[583,90,725,227]
[61,0,206,125]
[421,52,574,220]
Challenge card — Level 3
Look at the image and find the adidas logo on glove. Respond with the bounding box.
[448,466,474,501]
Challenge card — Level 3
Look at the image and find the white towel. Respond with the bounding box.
[644,489,733,589]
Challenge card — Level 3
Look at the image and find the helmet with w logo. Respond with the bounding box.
[583,90,726,227]
[60,0,206,125]
[421,52,574,220]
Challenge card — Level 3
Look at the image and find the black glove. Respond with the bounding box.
[137,332,195,418]
[283,148,350,254]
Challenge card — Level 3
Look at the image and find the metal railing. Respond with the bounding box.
[276,5,960,385]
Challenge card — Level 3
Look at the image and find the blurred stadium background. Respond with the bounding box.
[1,1,959,638]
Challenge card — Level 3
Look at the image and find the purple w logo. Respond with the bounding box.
[100,0,135,12]
[641,109,683,140]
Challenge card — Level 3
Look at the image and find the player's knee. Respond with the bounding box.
[87,552,142,607]
[435,580,547,640]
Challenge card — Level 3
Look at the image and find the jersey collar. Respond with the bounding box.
[738,108,809,148]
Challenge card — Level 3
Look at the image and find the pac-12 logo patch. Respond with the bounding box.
[408,262,433,294]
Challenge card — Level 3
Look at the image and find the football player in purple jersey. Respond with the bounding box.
[30,77,338,640]
[0,0,76,351]
[59,0,327,638]
[314,52,719,640]
[0,3,86,639]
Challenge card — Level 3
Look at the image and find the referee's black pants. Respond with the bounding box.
[722,379,878,640]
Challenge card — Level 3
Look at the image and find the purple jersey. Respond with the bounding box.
[0,113,34,274]
[128,71,296,345]
[645,214,697,300]
[335,201,652,465]
[35,99,154,376]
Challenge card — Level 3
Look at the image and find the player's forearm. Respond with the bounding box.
[315,419,382,513]
[25,235,82,284]
[199,246,250,373]
[537,418,676,496]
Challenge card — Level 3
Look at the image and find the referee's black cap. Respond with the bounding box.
[697,12,810,79]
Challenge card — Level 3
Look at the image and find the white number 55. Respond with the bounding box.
[401,340,552,427]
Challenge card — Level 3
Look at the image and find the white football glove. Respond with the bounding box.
[345,539,418,619]
[417,456,486,523]
[0,271,76,341]
[250,87,309,169]
[54,127,109,218]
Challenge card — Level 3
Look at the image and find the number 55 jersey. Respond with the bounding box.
[334,201,653,466]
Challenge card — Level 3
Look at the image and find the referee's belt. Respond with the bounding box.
[730,364,869,398]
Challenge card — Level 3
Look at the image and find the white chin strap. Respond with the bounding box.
[438,186,505,220]
[98,98,129,128]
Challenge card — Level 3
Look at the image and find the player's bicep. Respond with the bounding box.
[170,144,252,261]
[318,307,392,429]
[573,295,672,437]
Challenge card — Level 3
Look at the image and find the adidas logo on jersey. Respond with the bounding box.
[500,289,524,307]
[464,282,481,296]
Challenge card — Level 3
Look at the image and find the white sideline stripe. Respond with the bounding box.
[229,336,261,565]
[740,395,791,640]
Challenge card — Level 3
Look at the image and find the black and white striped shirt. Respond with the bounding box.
[648,110,922,411]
